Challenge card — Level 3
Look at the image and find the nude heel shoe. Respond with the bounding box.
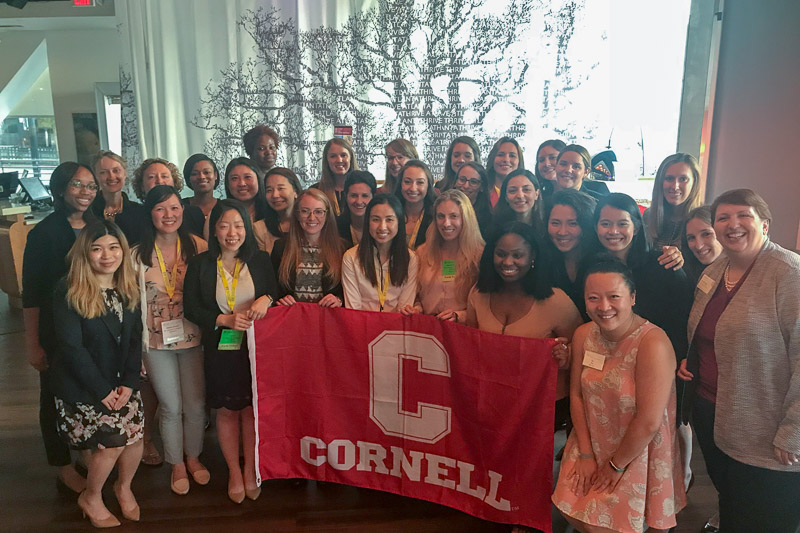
[78,492,121,528]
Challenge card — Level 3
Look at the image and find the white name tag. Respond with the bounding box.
[697,274,716,294]
[582,350,605,371]
[161,318,185,345]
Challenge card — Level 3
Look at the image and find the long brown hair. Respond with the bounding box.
[66,220,139,318]
[278,188,345,287]
[319,138,359,215]
[646,153,703,242]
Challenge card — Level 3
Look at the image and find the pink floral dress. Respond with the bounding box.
[552,321,686,532]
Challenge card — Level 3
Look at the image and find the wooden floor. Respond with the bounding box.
[0,296,716,532]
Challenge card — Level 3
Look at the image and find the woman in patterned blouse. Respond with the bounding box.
[271,188,346,307]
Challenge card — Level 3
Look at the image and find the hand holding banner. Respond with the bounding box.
[253,303,557,531]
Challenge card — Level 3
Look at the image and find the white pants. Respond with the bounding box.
[142,346,205,465]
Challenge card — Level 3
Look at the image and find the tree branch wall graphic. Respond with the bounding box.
[191,0,593,185]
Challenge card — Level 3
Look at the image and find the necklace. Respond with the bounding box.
[104,201,123,219]
[723,265,739,291]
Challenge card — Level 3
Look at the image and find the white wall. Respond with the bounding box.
[0,28,120,162]
[706,0,800,249]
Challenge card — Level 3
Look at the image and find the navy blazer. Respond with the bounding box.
[22,209,79,355]
[183,251,278,351]
[49,280,142,407]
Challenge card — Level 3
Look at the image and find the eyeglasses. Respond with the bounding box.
[299,208,327,218]
[456,177,481,188]
[68,180,99,191]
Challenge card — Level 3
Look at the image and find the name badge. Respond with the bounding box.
[218,329,244,351]
[582,350,605,371]
[697,274,715,294]
[160,318,185,345]
[442,260,456,282]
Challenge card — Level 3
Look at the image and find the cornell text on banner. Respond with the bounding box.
[252,303,558,531]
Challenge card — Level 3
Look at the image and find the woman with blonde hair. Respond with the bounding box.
[401,190,483,322]
[313,138,359,215]
[91,150,147,245]
[381,138,418,194]
[49,220,144,527]
[271,188,346,307]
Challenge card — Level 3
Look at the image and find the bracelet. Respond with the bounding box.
[609,458,626,473]
[578,452,593,459]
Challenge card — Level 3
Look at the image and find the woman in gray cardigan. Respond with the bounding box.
[678,189,800,533]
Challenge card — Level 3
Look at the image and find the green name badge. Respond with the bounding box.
[218,329,244,351]
[442,259,456,282]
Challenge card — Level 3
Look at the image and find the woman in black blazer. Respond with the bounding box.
[184,199,277,504]
[22,161,98,494]
[49,220,144,527]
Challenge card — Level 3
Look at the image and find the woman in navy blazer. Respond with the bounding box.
[49,220,144,527]
[22,161,99,494]
[184,199,277,504]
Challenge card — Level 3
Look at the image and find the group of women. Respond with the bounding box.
[21,126,799,533]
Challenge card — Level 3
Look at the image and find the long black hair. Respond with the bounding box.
[207,199,257,262]
[493,169,544,233]
[262,167,302,237]
[357,193,411,287]
[476,221,554,300]
[593,193,650,268]
[338,170,378,228]
[135,185,198,267]
[223,157,269,222]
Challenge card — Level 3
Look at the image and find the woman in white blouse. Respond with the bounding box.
[342,193,418,312]
[401,189,483,323]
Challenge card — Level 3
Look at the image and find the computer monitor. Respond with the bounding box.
[18,175,51,204]
[0,171,19,200]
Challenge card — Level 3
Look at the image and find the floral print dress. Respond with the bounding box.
[54,289,144,450]
[552,321,686,533]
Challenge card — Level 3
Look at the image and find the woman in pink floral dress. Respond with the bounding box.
[552,258,685,533]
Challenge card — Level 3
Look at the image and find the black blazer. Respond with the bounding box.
[49,281,142,407]
[579,180,611,201]
[91,193,147,246]
[179,200,206,238]
[269,238,344,301]
[22,210,78,355]
[183,251,278,351]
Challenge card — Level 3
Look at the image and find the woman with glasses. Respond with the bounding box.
[454,162,492,237]
[272,189,346,307]
[23,162,99,495]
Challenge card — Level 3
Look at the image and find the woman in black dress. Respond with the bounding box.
[22,161,98,494]
[184,199,277,504]
[50,220,143,527]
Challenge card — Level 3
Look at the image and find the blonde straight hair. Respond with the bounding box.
[278,188,345,288]
[66,220,140,319]
[417,189,484,295]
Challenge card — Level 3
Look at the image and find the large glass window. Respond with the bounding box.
[0,116,59,186]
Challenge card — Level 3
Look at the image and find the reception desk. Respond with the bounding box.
[0,204,37,309]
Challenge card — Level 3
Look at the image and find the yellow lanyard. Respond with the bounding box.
[154,240,181,302]
[377,269,390,312]
[407,214,423,249]
[216,258,242,312]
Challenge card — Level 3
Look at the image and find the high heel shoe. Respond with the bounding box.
[112,483,140,522]
[245,486,261,501]
[78,492,121,528]
[228,487,245,504]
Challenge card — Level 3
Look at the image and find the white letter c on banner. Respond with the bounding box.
[369,331,451,444]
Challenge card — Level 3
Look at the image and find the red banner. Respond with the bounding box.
[253,303,557,531]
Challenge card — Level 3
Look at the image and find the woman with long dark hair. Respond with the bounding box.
[486,137,524,209]
[534,139,566,199]
[221,157,274,253]
[23,161,98,495]
[492,169,545,236]
[337,170,377,248]
[313,138,359,216]
[394,159,435,250]
[132,185,208,495]
[341,194,418,312]
[263,167,302,244]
